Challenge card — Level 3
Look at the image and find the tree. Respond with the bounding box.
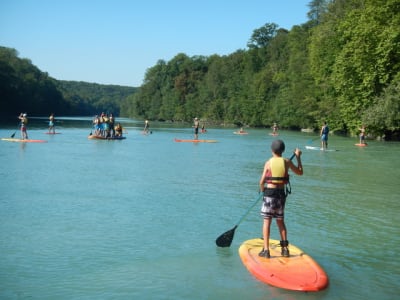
[247,23,279,49]
[307,0,330,25]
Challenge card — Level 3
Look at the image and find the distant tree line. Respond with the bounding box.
[1,0,399,139]
[123,0,400,139]
[55,80,136,116]
[0,46,136,118]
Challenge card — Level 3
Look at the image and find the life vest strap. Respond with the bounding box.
[265,176,289,181]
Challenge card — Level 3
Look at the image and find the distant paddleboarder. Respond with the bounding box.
[144,119,150,134]
[193,117,200,139]
[359,125,366,145]
[320,121,329,150]
[48,113,55,134]
[272,122,278,134]
[18,113,28,140]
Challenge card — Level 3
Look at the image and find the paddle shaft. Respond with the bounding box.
[11,122,20,138]
[308,136,320,144]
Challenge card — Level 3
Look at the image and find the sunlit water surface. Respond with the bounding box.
[1,117,399,299]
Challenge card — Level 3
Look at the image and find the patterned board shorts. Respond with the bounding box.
[260,189,286,219]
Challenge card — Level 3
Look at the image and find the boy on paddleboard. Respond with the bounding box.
[258,140,303,258]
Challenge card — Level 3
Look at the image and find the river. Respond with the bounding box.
[0,117,399,299]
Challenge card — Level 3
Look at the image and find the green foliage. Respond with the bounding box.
[363,74,400,134]
[0,46,67,116]
[0,46,137,117]
[126,0,399,139]
[2,0,399,139]
[55,80,136,116]
[330,0,400,131]
[247,23,279,49]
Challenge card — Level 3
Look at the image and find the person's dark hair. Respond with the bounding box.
[271,139,285,155]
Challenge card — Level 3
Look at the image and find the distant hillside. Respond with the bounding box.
[0,46,137,117]
[55,80,137,116]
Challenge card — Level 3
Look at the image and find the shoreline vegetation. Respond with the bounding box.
[1,1,399,140]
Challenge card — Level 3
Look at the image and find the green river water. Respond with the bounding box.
[0,117,399,299]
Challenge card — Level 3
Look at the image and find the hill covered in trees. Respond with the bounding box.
[0,46,136,118]
[1,0,399,139]
[123,0,400,139]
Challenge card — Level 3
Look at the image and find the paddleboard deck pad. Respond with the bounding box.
[305,145,338,152]
[239,238,329,292]
[174,138,217,143]
[1,138,47,143]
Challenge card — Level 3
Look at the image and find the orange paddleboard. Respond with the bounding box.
[239,238,329,292]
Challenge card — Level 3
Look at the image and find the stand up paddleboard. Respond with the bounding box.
[239,238,329,292]
[355,143,367,147]
[305,145,338,152]
[233,131,248,135]
[45,132,61,134]
[174,138,217,143]
[1,138,47,143]
[88,135,126,140]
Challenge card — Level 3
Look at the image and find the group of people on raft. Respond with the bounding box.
[92,113,124,138]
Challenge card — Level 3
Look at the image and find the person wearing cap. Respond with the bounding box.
[193,117,200,139]
[258,139,303,258]
[18,113,28,139]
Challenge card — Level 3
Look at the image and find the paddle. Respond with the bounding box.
[215,152,296,248]
[215,194,262,247]
[307,137,319,144]
[11,123,20,138]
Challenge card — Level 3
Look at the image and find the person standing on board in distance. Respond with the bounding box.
[320,121,329,150]
[258,139,303,258]
[272,122,278,134]
[193,117,200,139]
[144,119,150,134]
[109,113,115,137]
[359,125,366,144]
[201,123,206,133]
[48,113,55,133]
[18,113,28,139]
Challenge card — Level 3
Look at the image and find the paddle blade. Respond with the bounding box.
[215,225,237,247]
[10,131,16,138]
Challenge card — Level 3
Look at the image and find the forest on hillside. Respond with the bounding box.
[123,0,400,139]
[1,0,399,139]
[0,46,136,118]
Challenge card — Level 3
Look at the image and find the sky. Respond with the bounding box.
[0,0,311,87]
